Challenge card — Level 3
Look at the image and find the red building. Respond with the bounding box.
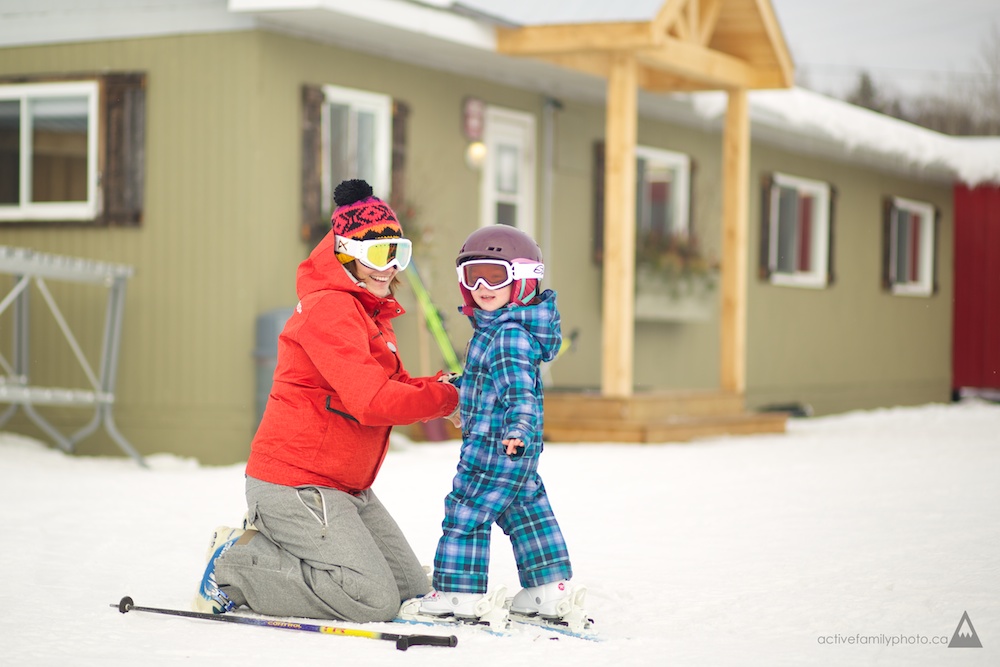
[953,183,1000,397]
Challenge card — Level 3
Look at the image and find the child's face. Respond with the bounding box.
[471,282,512,312]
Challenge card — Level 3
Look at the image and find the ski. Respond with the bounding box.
[506,611,600,642]
[111,596,457,651]
[396,587,510,635]
[393,614,511,637]
[403,259,462,373]
[393,612,600,642]
[394,586,599,642]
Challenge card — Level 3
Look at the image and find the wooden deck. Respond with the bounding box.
[542,390,787,444]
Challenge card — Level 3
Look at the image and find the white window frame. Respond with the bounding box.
[767,172,831,289]
[888,197,935,297]
[480,106,535,237]
[0,80,99,222]
[635,145,691,239]
[320,84,392,205]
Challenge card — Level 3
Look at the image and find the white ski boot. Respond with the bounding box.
[398,587,509,630]
[507,581,593,634]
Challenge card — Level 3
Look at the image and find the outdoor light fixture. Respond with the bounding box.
[465,140,487,169]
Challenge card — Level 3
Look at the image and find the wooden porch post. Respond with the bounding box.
[720,88,749,394]
[601,53,638,397]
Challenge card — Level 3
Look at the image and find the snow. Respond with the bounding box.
[2,400,998,666]
[686,87,1000,187]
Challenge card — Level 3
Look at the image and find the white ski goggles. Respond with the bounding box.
[456,259,544,290]
[335,236,412,271]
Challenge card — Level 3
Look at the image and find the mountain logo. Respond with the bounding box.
[948,611,982,648]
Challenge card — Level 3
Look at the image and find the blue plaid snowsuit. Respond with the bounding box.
[431,290,572,593]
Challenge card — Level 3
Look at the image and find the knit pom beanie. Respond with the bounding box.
[330,180,403,264]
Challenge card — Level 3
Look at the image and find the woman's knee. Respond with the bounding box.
[312,567,400,623]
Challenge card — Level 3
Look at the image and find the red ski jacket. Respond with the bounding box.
[246,231,458,494]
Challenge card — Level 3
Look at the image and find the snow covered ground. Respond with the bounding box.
[1,400,997,666]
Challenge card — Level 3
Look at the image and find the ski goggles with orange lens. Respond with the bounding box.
[335,236,412,271]
[456,259,544,290]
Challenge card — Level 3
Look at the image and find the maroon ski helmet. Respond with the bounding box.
[456,225,543,313]
[456,225,543,265]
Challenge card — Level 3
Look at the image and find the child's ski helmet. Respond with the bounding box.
[456,225,543,313]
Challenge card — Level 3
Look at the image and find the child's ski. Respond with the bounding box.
[392,613,600,642]
[395,585,599,642]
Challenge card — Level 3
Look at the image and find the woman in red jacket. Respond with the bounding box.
[194,180,458,623]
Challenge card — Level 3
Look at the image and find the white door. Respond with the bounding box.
[480,106,535,237]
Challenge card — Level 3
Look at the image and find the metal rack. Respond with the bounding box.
[0,246,144,465]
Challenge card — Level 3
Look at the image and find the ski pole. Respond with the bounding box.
[111,596,457,651]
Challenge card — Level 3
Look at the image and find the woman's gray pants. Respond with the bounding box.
[214,476,430,622]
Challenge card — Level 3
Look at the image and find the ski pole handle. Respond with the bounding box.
[394,634,459,650]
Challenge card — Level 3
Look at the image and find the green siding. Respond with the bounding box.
[745,146,953,414]
[0,30,956,462]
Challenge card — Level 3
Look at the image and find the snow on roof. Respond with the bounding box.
[685,87,1000,186]
[445,1,999,185]
[2,1,996,186]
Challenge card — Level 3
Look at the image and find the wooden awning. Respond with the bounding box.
[496,0,794,398]
[496,0,793,92]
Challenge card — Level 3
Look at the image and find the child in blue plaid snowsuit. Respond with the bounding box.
[429,258,572,596]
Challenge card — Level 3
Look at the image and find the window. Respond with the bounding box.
[320,85,392,205]
[761,172,833,289]
[592,142,693,263]
[883,197,937,296]
[481,106,535,236]
[0,81,98,221]
[635,146,691,240]
[0,73,145,226]
[301,84,393,243]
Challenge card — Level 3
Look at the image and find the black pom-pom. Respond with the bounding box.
[334,179,374,207]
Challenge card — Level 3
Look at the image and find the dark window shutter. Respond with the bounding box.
[758,173,773,280]
[881,197,894,290]
[101,73,145,226]
[593,140,605,264]
[301,84,324,245]
[826,185,837,286]
[389,100,409,210]
[931,206,941,295]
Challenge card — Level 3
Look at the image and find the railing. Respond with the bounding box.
[0,246,144,465]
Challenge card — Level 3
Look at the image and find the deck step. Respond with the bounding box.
[544,390,745,420]
[543,412,788,444]
[410,391,789,444]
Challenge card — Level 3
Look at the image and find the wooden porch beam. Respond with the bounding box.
[496,22,661,55]
[636,37,760,89]
[638,67,717,92]
[697,0,723,45]
[651,0,689,36]
[752,0,795,87]
[720,89,749,394]
[601,53,639,398]
[685,0,699,42]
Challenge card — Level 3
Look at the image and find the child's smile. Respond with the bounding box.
[472,284,513,312]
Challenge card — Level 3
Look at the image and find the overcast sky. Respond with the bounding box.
[769,0,1000,99]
